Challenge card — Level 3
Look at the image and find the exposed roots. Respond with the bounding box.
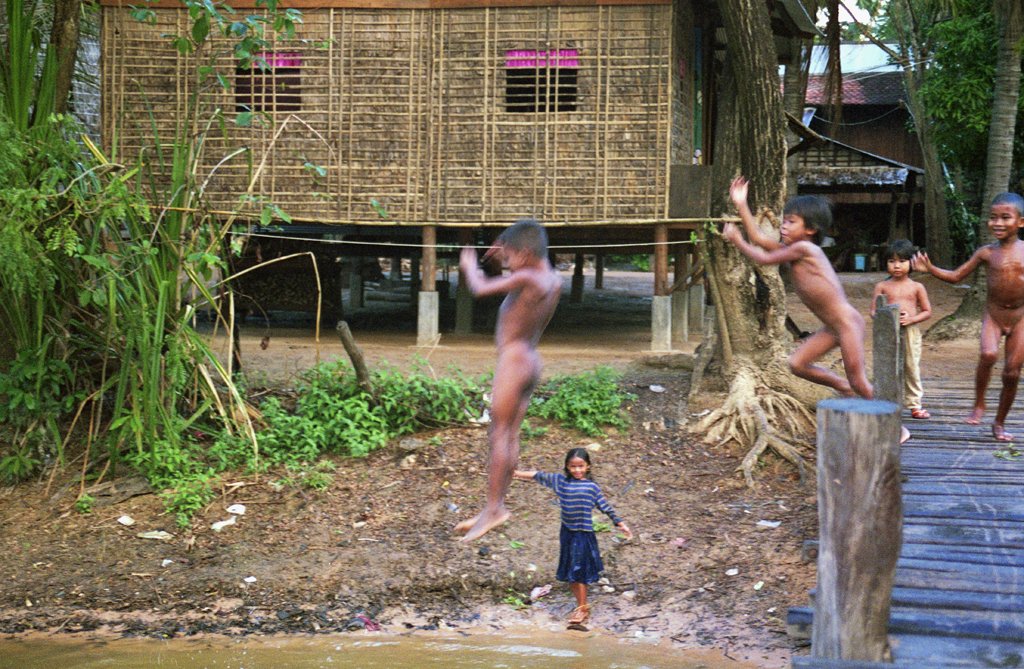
[694,367,815,487]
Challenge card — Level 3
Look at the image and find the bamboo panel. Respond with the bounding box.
[103,2,673,225]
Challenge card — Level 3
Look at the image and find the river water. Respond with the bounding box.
[1,631,756,668]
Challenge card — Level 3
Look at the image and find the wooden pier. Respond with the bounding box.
[789,380,1024,667]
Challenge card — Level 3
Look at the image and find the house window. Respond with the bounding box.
[504,49,578,113]
[235,52,302,114]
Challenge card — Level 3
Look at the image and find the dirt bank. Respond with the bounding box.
[0,269,980,667]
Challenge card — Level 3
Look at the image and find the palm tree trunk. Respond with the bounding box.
[981,0,1023,209]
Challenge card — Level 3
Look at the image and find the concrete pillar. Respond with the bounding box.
[595,254,605,289]
[651,295,672,352]
[570,252,585,303]
[417,291,440,347]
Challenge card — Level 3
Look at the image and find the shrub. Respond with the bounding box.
[529,367,635,436]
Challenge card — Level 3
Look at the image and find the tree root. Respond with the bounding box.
[693,367,815,486]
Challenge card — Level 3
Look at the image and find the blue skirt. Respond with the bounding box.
[556,525,604,584]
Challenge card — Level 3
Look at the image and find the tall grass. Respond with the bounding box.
[0,0,300,486]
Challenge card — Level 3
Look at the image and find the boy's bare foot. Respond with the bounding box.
[965,408,984,425]
[992,424,1014,442]
[459,509,511,542]
[453,514,480,535]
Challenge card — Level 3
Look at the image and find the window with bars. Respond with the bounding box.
[504,49,578,113]
[235,52,302,114]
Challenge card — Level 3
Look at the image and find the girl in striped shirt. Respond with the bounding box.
[514,447,632,628]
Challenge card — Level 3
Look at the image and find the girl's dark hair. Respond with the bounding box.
[563,447,593,480]
[886,239,916,261]
[783,195,833,243]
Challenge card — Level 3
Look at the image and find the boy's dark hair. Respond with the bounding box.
[992,192,1024,217]
[886,239,916,261]
[563,447,593,480]
[498,218,548,258]
[783,195,833,243]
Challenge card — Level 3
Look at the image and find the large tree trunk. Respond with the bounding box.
[690,0,825,484]
[48,0,83,115]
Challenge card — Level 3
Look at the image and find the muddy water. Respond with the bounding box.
[1,631,756,668]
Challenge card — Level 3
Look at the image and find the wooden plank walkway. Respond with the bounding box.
[789,380,1024,668]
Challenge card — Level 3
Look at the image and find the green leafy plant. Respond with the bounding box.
[74,493,95,515]
[994,446,1022,460]
[519,420,548,441]
[160,473,219,528]
[592,518,612,533]
[502,589,529,610]
[0,445,40,483]
[529,367,635,436]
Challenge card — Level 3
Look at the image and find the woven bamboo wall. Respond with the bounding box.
[102,4,674,224]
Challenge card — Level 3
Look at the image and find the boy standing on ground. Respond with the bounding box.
[455,219,562,541]
[722,176,873,399]
[913,192,1024,442]
[872,239,933,419]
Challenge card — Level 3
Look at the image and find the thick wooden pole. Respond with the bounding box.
[872,296,903,406]
[813,398,902,662]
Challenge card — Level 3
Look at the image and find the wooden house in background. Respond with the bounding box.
[99,0,817,348]
[793,43,925,269]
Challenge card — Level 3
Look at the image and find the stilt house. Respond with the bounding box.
[99,0,816,347]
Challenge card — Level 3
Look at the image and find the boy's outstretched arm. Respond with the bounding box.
[512,469,537,481]
[459,246,529,298]
[722,222,805,266]
[729,176,781,251]
[616,522,634,541]
[912,250,985,284]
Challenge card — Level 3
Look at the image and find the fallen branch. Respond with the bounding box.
[336,320,373,396]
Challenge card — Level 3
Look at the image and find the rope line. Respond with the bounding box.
[229,229,720,251]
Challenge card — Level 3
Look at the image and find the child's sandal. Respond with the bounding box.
[910,408,931,419]
[567,605,591,625]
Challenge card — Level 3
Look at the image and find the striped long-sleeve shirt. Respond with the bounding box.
[533,471,622,532]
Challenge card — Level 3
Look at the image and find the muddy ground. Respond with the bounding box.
[0,268,980,667]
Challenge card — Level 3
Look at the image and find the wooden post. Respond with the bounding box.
[595,254,605,290]
[454,230,474,334]
[570,252,585,303]
[389,254,402,282]
[421,226,436,292]
[348,258,364,310]
[672,249,689,344]
[654,224,668,296]
[873,296,903,407]
[418,225,439,347]
[813,398,902,662]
